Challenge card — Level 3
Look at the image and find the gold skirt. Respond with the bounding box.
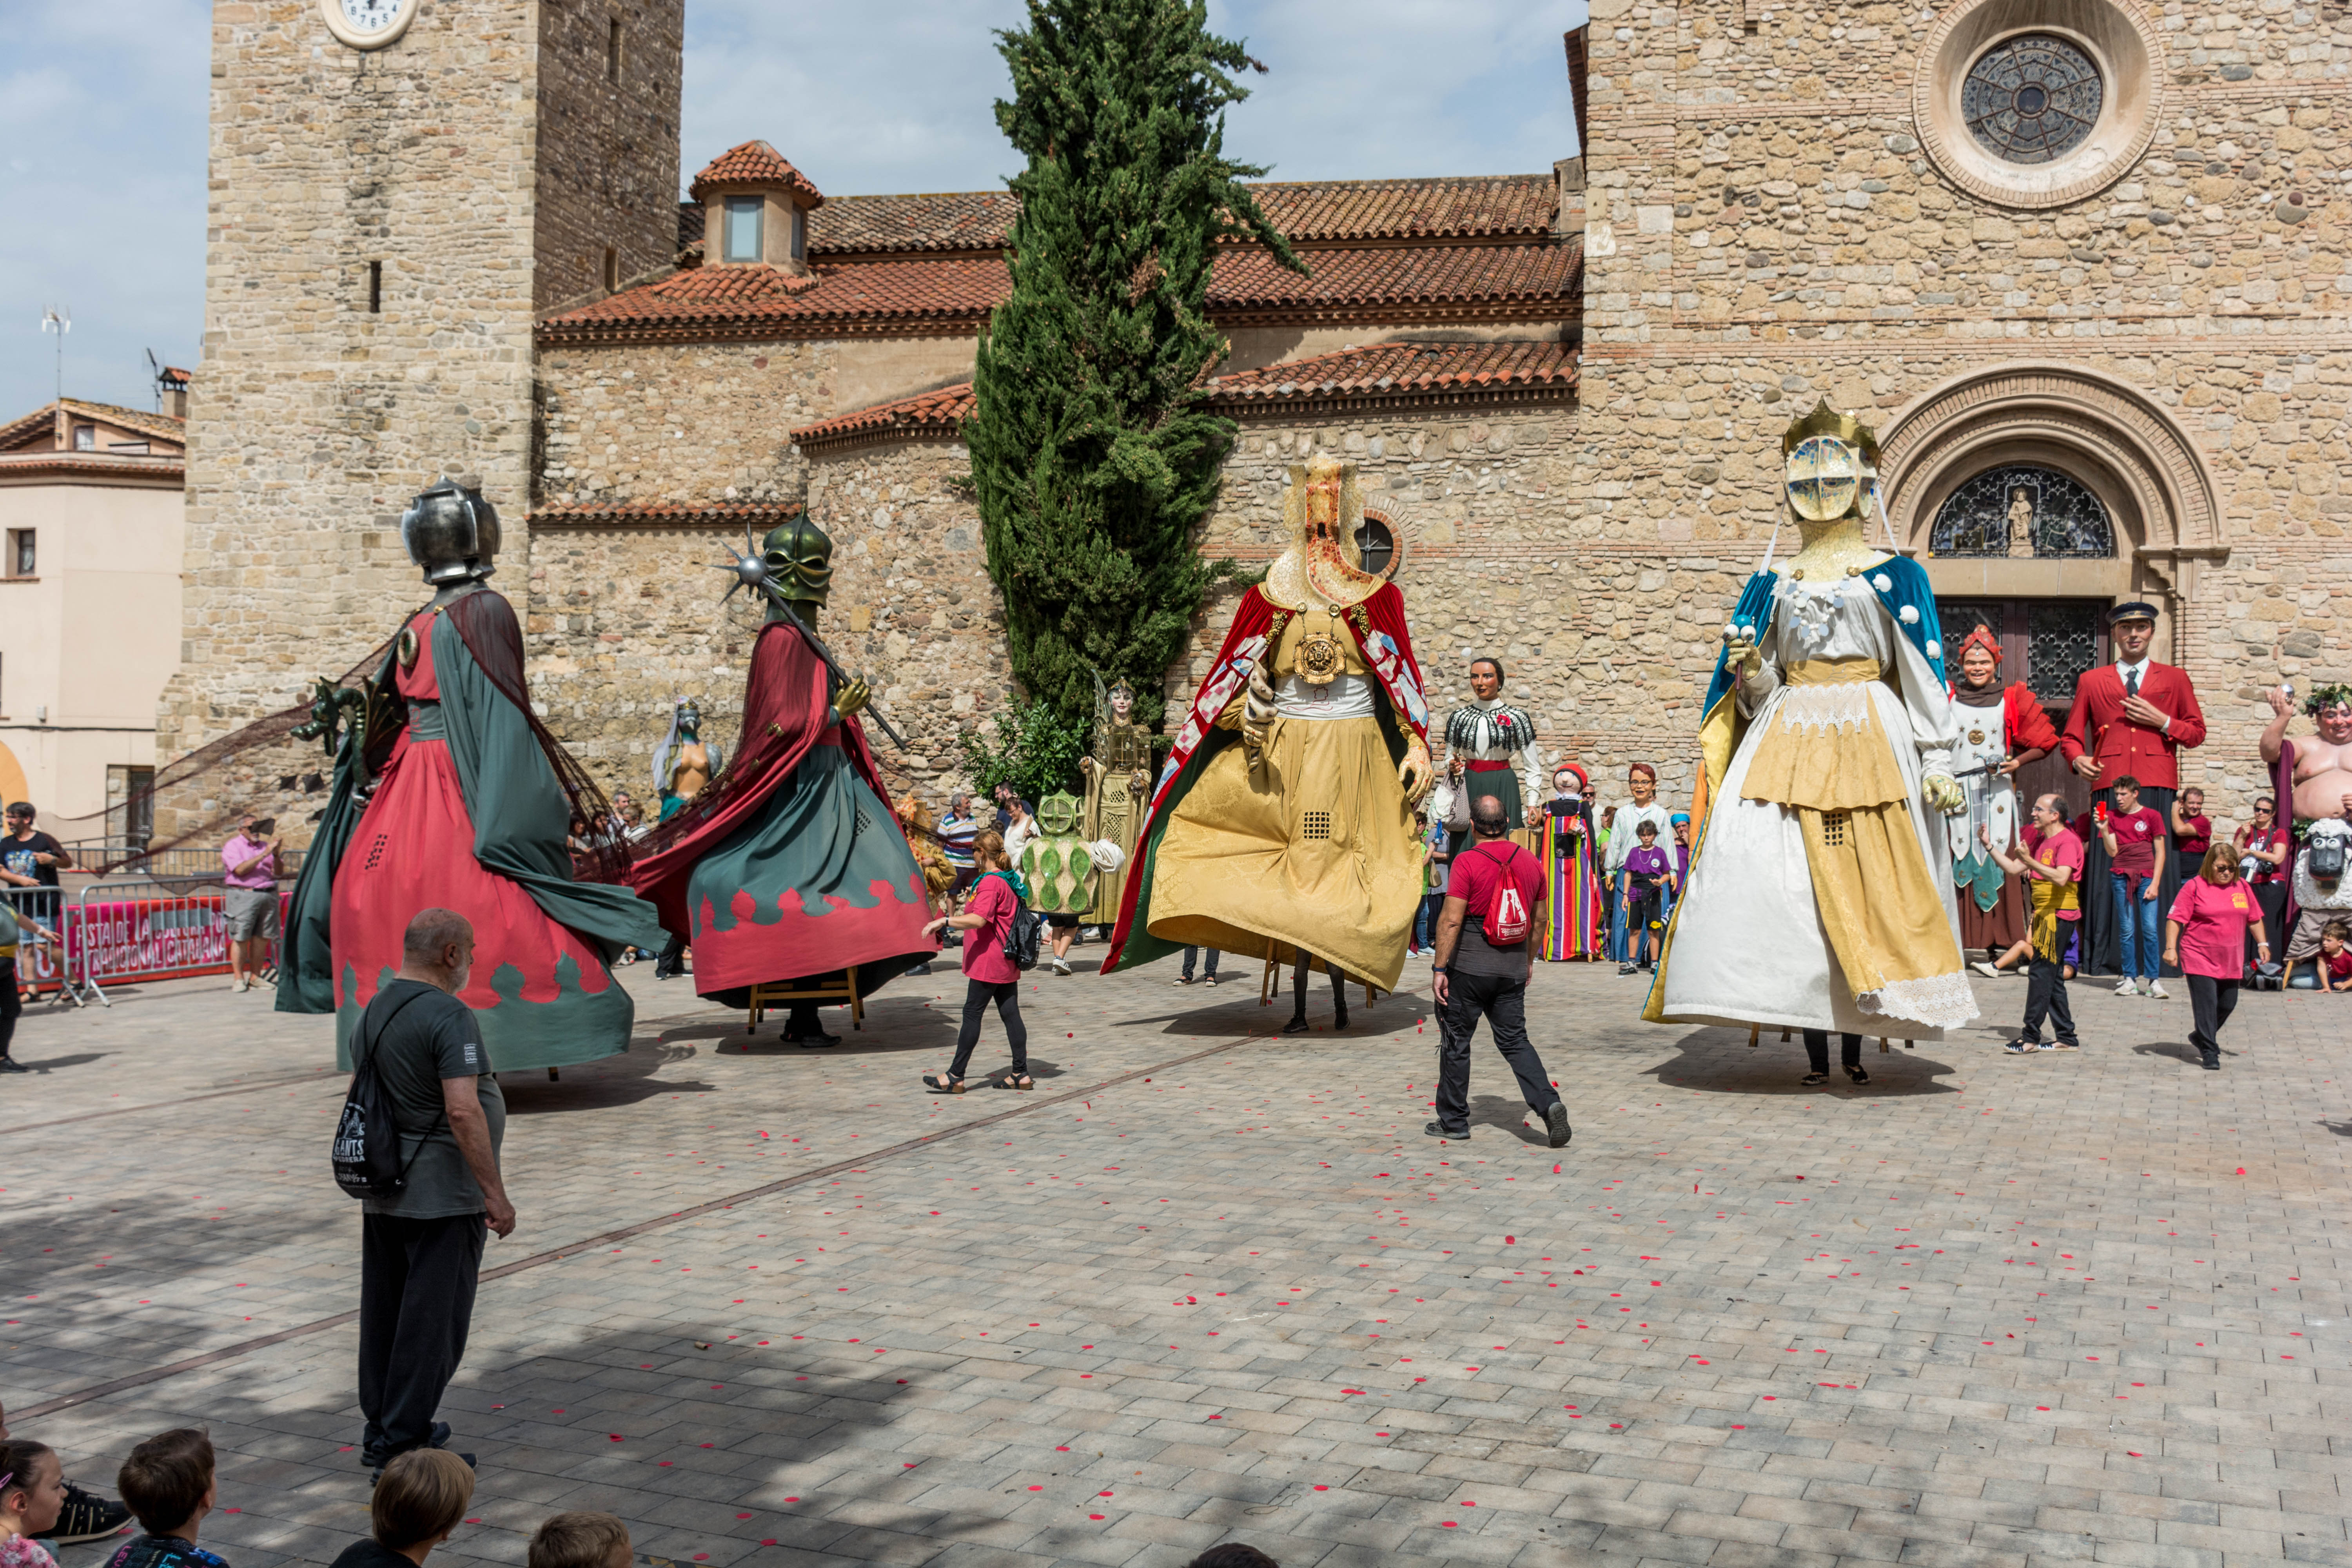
[1146,713,1420,990]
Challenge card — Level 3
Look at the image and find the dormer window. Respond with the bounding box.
[724,196,764,263]
[690,141,825,277]
[72,425,94,451]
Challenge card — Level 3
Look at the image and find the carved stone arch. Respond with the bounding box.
[1877,364,2225,652]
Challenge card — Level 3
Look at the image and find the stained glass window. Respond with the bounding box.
[2027,603,2101,707]
[1929,466,2114,559]
[1962,35,2103,165]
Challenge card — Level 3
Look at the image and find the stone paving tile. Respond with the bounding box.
[4,951,2348,1568]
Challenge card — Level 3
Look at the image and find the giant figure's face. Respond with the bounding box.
[761,516,834,606]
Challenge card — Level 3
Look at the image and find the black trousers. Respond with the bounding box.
[1801,1030,1862,1072]
[0,957,18,1057]
[2249,882,2287,972]
[2186,975,2238,1056]
[1291,950,1348,1017]
[359,1211,486,1463]
[947,979,1026,1077]
[654,933,687,978]
[2078,784,2180,975]
[2022,953,2077,1045]
[1434,970,1558,1133]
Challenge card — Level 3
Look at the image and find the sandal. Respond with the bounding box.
[1844,1065,1870,1085]
[2003,1038,2047,1054]
[922,1071,966,1094]
[998,1072,1035,1091]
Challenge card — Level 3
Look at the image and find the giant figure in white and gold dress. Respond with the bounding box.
[1102,455,1434,992]
[1646,404,1978,1036]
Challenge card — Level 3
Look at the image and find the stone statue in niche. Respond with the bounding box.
[2006,487,2036,557]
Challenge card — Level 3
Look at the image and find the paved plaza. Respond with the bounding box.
[4,949,2348,1568]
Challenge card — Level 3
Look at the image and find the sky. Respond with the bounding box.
[0,0,1584,419]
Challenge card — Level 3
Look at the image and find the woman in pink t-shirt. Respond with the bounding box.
[921,829,1032,1091]
[2165,844,2271,1072]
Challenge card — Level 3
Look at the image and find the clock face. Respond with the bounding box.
[319,0,416,49]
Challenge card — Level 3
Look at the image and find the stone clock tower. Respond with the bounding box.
[156,0,681,836]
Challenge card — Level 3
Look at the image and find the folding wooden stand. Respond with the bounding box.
[748,965,862,1034]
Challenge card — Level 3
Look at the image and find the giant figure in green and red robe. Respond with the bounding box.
[278,481,667,1071]
[627,515,936,1044]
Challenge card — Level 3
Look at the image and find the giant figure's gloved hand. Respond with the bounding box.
[1399,736,1434,803]
[828,677,870,729]
[1922,772,1965,816]
[1720,622,1763,679]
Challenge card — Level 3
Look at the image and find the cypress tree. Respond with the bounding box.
[969,0,1304,732]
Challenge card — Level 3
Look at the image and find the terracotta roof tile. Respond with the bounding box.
[806,173,1556,255]
[541,238,1578,343]
[0,451,185,483]
[789,339,1575,451]
[0,397,187,453]
[689,141,824,205]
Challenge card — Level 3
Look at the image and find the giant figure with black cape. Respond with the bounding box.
[277,482,667,1070]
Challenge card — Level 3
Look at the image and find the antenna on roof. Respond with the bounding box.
[40,305,69,404]
[146,348,163,412]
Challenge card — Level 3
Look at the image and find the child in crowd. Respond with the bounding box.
[526,1512,631,1568]
[104,1430,226,1568]
[1619,820,1677,975]
[2321,920,2352,993]
[0,1440,67,1568]
[330,1451,474,1568]
[0,1400,132,1546]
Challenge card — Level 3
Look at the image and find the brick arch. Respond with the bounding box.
[1878,362,2221,558]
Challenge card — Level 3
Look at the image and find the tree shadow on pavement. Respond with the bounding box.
[1640,1026,1962,1097]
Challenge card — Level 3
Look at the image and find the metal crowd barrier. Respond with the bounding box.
[4,884,79,1005]
[73,880,292,1006]
[59,841,307,883]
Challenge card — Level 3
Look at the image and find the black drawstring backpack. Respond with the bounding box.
[331,988,440,1200]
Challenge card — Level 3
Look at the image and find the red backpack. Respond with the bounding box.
[1474,841,1532,945]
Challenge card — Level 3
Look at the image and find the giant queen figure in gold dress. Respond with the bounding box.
[1082,677,1158,928]
[1103,455,1435,993]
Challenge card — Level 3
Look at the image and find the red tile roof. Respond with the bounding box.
[1210,338,1578,403]
[689,141,824,205]
[803,173,1557,256]
[789,338,1576,452]
[0,397,187,453]
[0,452,185,484]
[542,238,1578,344]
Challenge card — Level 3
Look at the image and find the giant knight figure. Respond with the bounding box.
[1103,454,1434,992]
[278,481,667,1070]
[1647,405,1978,1044]
[627,515,936,1042]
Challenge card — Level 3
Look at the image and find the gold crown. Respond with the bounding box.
[1781,399,1880,465]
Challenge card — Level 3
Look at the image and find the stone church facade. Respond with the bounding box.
[165,0,2347,841]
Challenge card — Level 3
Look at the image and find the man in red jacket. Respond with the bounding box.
[2060,602,2206,977]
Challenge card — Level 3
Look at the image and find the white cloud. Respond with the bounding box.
[1,0,1587,416]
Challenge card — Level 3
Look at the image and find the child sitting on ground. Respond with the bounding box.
[0,1399,132,1546]
[330,1450,474,1568]
[528,1513,632,1568]
[1,1440,67,1568]
[2323,920,2352,993]
[104,1430,226,1568]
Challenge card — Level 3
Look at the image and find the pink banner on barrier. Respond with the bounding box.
[73,891,292,989]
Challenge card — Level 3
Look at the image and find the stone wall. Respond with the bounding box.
[1574,0,2352,830]
[161,0,684,842]
[534,334,982,511]
[533,0,684,316]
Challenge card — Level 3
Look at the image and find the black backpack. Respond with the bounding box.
[331,987,439,1200]
[989,872,1044,972]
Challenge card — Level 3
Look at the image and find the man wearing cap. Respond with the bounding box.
[2059,603,2206,977]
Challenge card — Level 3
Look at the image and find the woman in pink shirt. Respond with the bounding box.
[2165,844,2270,1072]
[920,830,1033,1091]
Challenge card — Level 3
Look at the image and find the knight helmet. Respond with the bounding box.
[760,513,834,608]
[401,480,501,586]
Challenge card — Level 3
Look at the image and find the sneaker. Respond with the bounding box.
[0,1056,29,1073]
[2113,978,2138,996]
[1051,956,1073,976]
[1543,1101,1572,1149]
[1202,975,1218,988]
[234,976,250,993]
[1970,961,2003,979]
[2145,980,2170,1000]
[1618,962,1637,975]
[1173,976,1195,986]
[38,1484,131,1544]
[1423,1120,1468,1140]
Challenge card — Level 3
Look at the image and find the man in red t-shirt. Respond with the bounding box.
[1428,797,1571,1147]
[2170,788,2210,862]
[2097,775,2169,998]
